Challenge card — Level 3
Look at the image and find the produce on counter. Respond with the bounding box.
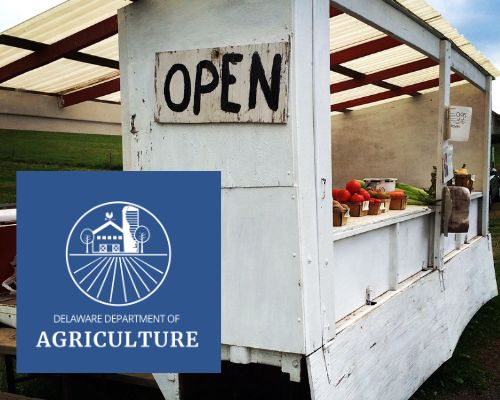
[389,190,406,198]
[335,189,351,202]
[389,193,408,210]
[452,164,473,191]
[333,180,369,202]
[332,200,349,212]
[359,188,371,200]
[395,182,434,205]
[367,189,390,199]
[454,164,468,175]
[332,200,350,227]
[350,193,364,203]
[333,178,433,217]
[346,180,362,194]
[368,198,382,215]
[363,178,397,193]
[332,180,371,217]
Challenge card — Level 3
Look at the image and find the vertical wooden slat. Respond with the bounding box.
[314,0,336,345]
[294,0,323,355]
[389,222,400,290]
[482,76,493,235]
[432,40,451,269]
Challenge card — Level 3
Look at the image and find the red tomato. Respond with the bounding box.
[359,188,370,200]
[350,194,364,203]
[337,189,351,202]
[332,188,340,201]
[346,180,362,194]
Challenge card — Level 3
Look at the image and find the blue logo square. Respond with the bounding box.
[17,171,221,373]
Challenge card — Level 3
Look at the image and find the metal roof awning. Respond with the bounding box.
[0,0,497,110]
[0,0,128,104]
[329,0,499,112]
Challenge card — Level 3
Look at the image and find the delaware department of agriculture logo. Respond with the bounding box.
[66,201,171,307]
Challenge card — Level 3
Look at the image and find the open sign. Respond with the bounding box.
[154,42,289,123]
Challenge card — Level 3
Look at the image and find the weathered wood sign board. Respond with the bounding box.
[155,42,289,123]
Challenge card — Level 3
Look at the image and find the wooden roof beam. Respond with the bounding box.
[0,34,119,70]
[330,4,344,17]
[331,58,438,93]
[330,36,401,68]
[59,78,120,108]
[331,64,403,92]
[0,15,118,83]
[331,73,463,112]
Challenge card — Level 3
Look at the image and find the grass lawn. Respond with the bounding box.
[0,129,122,204]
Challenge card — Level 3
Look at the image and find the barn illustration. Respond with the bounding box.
[80,206,147,254]
[92,220,124,254]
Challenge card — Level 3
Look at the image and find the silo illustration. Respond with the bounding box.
[122,205,139,253]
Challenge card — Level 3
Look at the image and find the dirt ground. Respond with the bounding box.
[436,339,500,400]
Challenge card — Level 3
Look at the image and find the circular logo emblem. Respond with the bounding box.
[66,201,171,306]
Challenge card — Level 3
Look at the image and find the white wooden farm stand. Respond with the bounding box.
[117,1,498,399]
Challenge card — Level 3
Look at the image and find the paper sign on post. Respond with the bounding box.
[449,106,472,141]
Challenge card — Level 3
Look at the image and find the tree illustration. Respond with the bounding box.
[134,226,150,254]
[80,228,94,254]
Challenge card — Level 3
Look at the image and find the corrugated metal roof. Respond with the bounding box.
[330,0,499,111]
[331,84,388,106]
[342,47,426,75]
[0,0,497,111]
[329,13,384,51]
[397,0,499,78]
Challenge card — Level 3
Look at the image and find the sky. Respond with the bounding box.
[0,0,498,112]
[426,0,500,112]
[0,0,65,32]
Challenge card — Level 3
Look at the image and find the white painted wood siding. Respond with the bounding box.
[308,236,497,400]
[119,0,328,355]
[333,210,431,321]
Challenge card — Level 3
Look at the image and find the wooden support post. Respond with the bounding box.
[389,223,400,290]
[482,76,493,236]
[432,40,451,269]
[153,373,181,400]
[314,0,336,345]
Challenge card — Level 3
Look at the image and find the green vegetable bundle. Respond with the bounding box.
[396,182,434,205]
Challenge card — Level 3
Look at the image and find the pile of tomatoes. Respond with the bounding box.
[332,180,382,205]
